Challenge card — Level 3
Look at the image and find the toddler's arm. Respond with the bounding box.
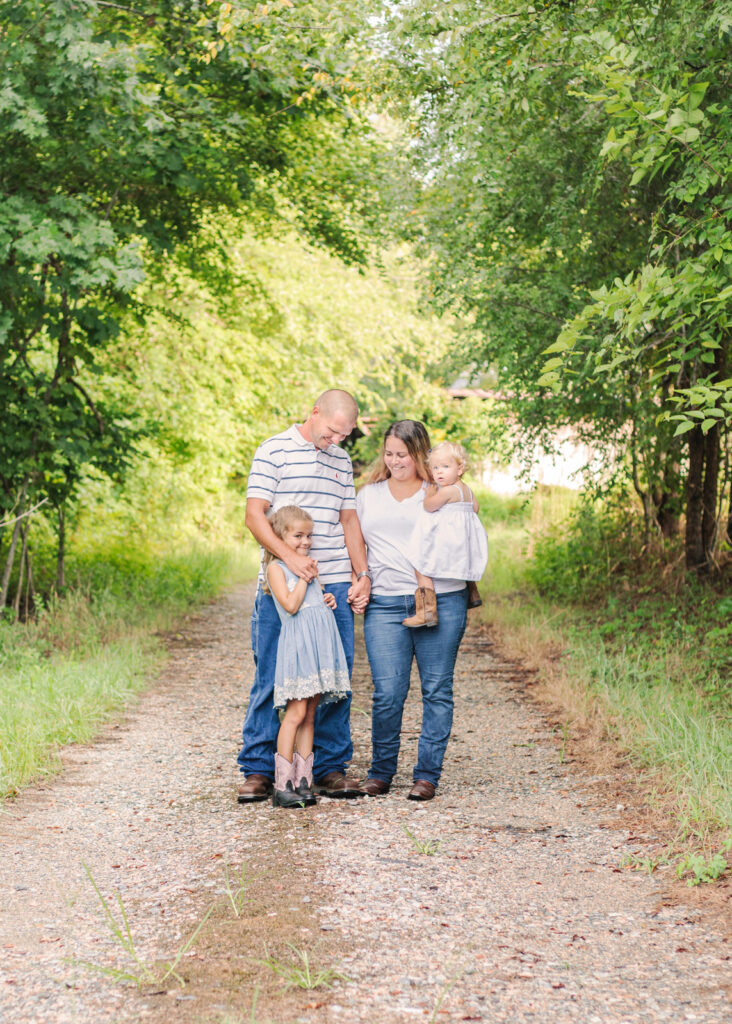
[267,563,308,614]
[423,483,462,512]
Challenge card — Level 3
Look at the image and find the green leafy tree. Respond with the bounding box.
[383,0,732,574]
[0,0,392,598]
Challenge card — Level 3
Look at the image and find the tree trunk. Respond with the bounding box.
[12,522,28,623]
[685,426,705,573]
[24,541,34,621]
[654,494,680,538]
[701,419,720,569]
[0,481,29,608]
[56,504,66,592]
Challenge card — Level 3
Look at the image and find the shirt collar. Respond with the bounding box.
[288,423,335,454]
[287,424,313,448]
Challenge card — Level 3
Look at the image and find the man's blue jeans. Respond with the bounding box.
[237,583,355,780]
[363,589,468,788]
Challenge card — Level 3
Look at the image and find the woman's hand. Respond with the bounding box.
[323,592,337,610]
[348,575,371,615]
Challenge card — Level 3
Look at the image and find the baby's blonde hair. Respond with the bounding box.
[429,441,467,475]
[262,505,314,592]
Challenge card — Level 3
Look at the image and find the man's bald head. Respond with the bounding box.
[314,389,358,422]
[303,389,358,451]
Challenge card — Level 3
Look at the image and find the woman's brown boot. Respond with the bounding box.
[466,581,482,608]
[402,587,439,628]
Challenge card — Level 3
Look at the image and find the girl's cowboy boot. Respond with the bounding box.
[293,751,317,806]
[272,753,306,809]
[466,581,482,608]
[402,587,439,628]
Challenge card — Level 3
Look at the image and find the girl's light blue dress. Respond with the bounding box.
[270,562,351,710]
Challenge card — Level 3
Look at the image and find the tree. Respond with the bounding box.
[382,0,732,574]
[0,0,391,598]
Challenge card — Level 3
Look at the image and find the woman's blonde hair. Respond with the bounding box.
[366,420,433,484]
[429,440,467,475]
[262,505,314,592]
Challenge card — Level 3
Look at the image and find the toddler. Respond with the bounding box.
[403,441,488,628]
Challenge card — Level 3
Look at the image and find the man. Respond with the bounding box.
[237,389,372,802]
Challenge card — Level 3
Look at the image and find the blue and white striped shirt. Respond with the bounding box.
[247,425,356,584]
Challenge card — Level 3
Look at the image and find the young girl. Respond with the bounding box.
[402,441,488,628]
[264,505,351,808]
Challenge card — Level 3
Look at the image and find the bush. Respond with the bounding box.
[527,499,634,603]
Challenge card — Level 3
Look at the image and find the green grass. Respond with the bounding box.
[567,623,732,832]
[0,541,259,798]
[0,636,160,796]
[476,485,732,841]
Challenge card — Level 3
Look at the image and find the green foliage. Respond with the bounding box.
[676,839,731,886]
[528,498,634,604]
[383,0,732,575]
[402,824,442,855]
[0,0,396,594]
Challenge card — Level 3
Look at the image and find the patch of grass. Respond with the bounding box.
[402,824,442,855]
[0,637,161,797]
[0,540,259,799]
[477,485,732,846]
[75,862,213,989]
[222,860,257,918]
[257,943,348,990]
[620,851,672,874]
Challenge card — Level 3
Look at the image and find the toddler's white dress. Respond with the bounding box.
[405,485,488,582]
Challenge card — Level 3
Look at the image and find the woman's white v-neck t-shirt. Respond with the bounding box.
[356,479,464,596]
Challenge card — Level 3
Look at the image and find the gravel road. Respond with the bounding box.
[0,584,729,1024]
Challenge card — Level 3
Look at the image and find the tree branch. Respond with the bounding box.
[71,379,106,435]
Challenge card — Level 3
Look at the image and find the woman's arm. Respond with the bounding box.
[423,483,461,512]
[267,563,308,614]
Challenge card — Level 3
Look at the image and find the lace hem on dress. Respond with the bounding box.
[273,668,350,709]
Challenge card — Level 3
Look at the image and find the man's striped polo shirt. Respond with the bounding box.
[246,424,356,584]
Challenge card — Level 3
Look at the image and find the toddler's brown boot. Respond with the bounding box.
[402,587,439,628]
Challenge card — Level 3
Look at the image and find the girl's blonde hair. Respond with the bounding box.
[262,505,314,592]
[429,440,467,475]
[366,419,433,484]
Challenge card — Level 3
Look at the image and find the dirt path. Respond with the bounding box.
[0,585,729,1024]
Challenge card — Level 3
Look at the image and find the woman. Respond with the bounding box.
[355,420,469,801]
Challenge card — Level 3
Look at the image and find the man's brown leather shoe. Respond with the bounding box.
[237,774,273,803]
[314,771,364,799]
[407,779,436,801]
[362,778,390,797]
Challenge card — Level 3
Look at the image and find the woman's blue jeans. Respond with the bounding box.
[363,589,468,788]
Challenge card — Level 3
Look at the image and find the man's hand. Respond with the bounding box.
[246,498,319,582]
[282,551,319,582]
[348,575,371,615]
